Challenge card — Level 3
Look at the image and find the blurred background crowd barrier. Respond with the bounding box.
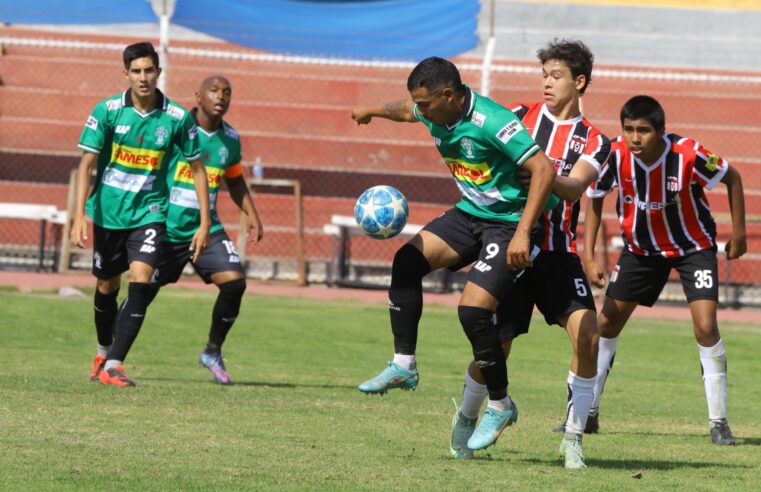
[0,0,759,306]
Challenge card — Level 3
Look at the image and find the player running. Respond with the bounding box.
[72,42,210,387]
[147,75,263,384]
[450,39,609,469]
[579,95,746,445]
[351,57,558,452]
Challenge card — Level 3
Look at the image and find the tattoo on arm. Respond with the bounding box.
[382,100,410,121]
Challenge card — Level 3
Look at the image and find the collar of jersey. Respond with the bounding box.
[122,88,167,118]
[632,133,671,171]
[444,86,475,132]
[191,107,223,137]
[540,103,583,125]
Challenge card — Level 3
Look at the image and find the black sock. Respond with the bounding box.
[94,288,119,347]
[458,306,507,400]
[388,244,431,355]
[108,282,152,362]
[206,278,246,352]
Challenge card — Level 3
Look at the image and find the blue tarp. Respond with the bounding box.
[173,0,480,61]
[0,0,156,24]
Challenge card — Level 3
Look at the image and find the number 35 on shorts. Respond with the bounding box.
[694,269,713,289]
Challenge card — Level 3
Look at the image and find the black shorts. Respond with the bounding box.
[152,230,245,285]
[92,222,165,279]
[423,207,543,299]
[496,251,597,341]
[606,247,719,307]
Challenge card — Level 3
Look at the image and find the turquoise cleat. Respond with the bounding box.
[357,361,418,395]
[450,399,477,459]
[466,400,518,450]
[559,435,587,469]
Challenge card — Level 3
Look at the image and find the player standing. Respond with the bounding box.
[581,95,746,445]
[450,39,609,468]
[71,42,211,387]
[352,57,557,451]
[148,75,263,384]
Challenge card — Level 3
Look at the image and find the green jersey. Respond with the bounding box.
[414,87,559,222]
[78,89,202,229]
[165,114,243,243]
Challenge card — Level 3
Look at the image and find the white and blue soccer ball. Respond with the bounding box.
[354,185,409,239]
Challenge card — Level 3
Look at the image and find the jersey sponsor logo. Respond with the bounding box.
[223,125,239,139]
[102,167,156,192]
[169,186,218,210]
[471,111,486,128]
[444,158,492,185]
[86,116,99,131]
[551,157,572,175]
[139,244,156,253]
[454,181,504,206]
[167,104,186,120]
[610,264,620,283]
[154,126,169,145]
[111,144,165,171]
[705,153,719,171]
[106,99,123,111]
[174,161,225,188]
[472,260,492,272]
[496,120,521,144]
[115,125,131,134]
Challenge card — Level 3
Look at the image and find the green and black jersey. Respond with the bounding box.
[414,87,559,222]
[165,113,243,243]
[78,89,201,229]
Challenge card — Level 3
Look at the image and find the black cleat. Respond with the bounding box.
[710,420,737,446]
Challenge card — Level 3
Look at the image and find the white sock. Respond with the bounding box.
[104,359,122,370]
[392,353,416,371]
[591,336,618,413]
[460,369,488,419]
[487,395,512,413]
[698,339,728,422]
[97,344,110,358]
[564,371,596,435]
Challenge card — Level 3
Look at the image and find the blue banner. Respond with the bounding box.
[173,0,480,61]
[0,0,156,24]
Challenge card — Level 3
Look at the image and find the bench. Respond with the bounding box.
[0,203,67,271]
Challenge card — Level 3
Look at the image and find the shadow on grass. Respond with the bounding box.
[138,376,356,390]
[518,456,750,470]
[738,437,761,446]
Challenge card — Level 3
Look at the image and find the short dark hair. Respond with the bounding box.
[620,95,666,131]
[536,39,594,95]
[123,42,159,70]
[407,56,465,94]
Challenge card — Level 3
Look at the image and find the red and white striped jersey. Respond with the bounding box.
[509,102,610,253]
[588,133,728,257]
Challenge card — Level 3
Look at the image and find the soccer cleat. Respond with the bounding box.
[357,361,418,395]
[559,435,587,469]
[466,400,518,451]
[98,365,135,387]
[198,351,232,385]
[553,412,599,434]
[89,354,106,382]
[450,399,477,459]
[710,420,737,446]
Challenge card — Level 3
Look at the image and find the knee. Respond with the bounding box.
[693,319,719,346]
[219,278,247,298]
[458,306,502,360]
[391,244,431,289]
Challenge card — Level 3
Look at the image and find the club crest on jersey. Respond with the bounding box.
[705,153,720,171]
[460,137,475,158]
[471,111,486,128]
[666,176,679,192]
[218,146,229,163]
[154,126,169,145]
[569,135,587,153]
[86,116,99,131]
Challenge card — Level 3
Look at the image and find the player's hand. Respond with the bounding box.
[725,235,747,260]
[351,108,373,125]
[70,216,88,249]
[506,232,532,270]
[515,167,532,188]
[582,259,606,288]
[247,213,264,244]
[189,225,210,262]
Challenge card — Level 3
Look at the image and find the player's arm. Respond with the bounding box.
[226,172,263,244]
[188,158,211,261]
[70,152,98,248]
[351,99,417,125]
[508,151,555,269]
[581,196,606,288]
[551,160,599,202]
[720,166,747,260]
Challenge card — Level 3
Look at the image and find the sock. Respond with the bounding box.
[564,371,596,435]
[392,353,416,371]
[207,279,246,351]
[699,339,728,423]
[388,244,431,355]
[107,282,152,363]
[591,336,618,413]
[459,306,508,401]
[93,289,119,348]
[104,359,123,370]
[97,344,110,358]
[487,395,512,412]
[460,370,488,419]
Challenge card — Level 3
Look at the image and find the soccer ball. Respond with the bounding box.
[354,185,409,239]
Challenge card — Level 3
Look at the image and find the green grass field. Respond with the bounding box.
[1,287,760,490]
